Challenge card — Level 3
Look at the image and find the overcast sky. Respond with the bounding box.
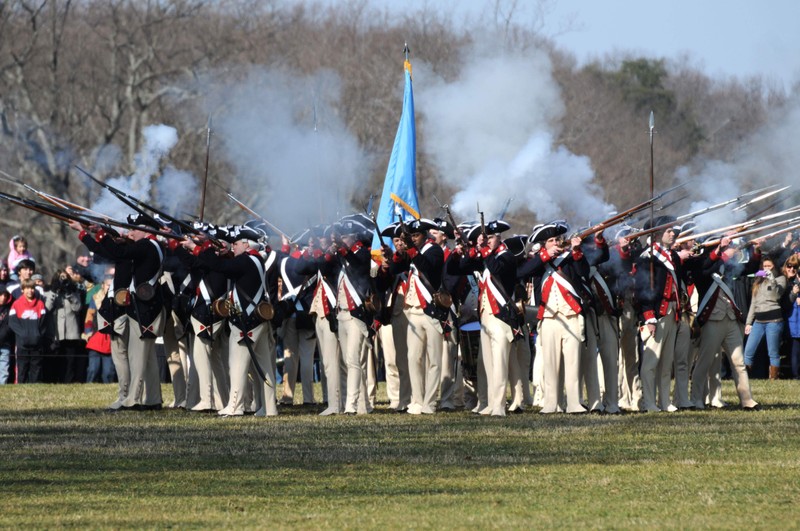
[301,0,800,89]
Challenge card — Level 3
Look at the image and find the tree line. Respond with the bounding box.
[0,0,792,267]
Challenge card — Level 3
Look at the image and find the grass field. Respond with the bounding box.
[1,381,799,528]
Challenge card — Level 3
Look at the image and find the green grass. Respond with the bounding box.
[1,382,799,528]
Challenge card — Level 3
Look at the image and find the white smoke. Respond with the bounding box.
[200,67,369,234]
[676,93,800,235]
[417,43,614,226]
[156,166,198,219]
[92,124,196,219]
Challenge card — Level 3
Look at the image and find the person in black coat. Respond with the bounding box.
[183,225,279,417]
[633,216,686,413]
[389,218,446,415]
[518,220,589,414]
[70,216,165,410]
[448,219,517,417]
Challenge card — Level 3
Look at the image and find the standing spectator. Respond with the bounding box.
[44,270,85,383]
[8,259,41,299]
[0,284,13,384]
[783,255,800,379]
[9,279,47,383]
[8,235,33,273]
[744,255,786,379]
[84,276,114,383]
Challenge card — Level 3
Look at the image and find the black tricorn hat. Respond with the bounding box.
[465,219,511,243]
[431,218,456,239]
[209,224,237,243]
[231,225,266,243]
[503,234,528,258]
[126,213,161,230]
[405,218,437,234]
[339,213,377,232]
[528,220,569,245]
[380,221,402,238]
[244,219,273,238]
[337,219,370,235]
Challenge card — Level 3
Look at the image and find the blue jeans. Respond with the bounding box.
[0,347,10,384]
[86,351,116,383]
[744,321,783,367]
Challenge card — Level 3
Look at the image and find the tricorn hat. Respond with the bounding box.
[528,220,569,245]
[380,221,402,238]
[465,219,511,243]
[503,234,528,258]
[431,218,456,239]
[126,213,161,230]
[339,213,376,232]
[405,218,437,234]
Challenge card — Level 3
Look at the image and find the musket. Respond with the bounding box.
[368,208,389,250]
[227,305,273,388]
[576,186,689,240]
[0,190,125,237]
[745,221,800,245]
[701,219,800,249]
[199,115,212,221]
[629,192,689,225]
[1,189,217,245]
[224,190,292,242]
[675,184,782,222]
[433,195,469,247]
[748,195,788,221]
[731,185,790,212]
[675,204,800,244]
[631,217,680,242]
[698,215,800,247]
[0,169,113,221]
[478,202,487,241]
[396,212,413,246]
[75,165,199,236]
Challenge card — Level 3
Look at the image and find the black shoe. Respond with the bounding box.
[140,403,162,411]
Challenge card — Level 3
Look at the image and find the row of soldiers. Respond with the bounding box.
[66,207,761,416]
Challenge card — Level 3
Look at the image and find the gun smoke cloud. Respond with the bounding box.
[199,67,369,234]
[91,124,199,219]
[417,42,614,226]
[676,93,800,234]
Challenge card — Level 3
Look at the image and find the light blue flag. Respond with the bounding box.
[372,60,420,255]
